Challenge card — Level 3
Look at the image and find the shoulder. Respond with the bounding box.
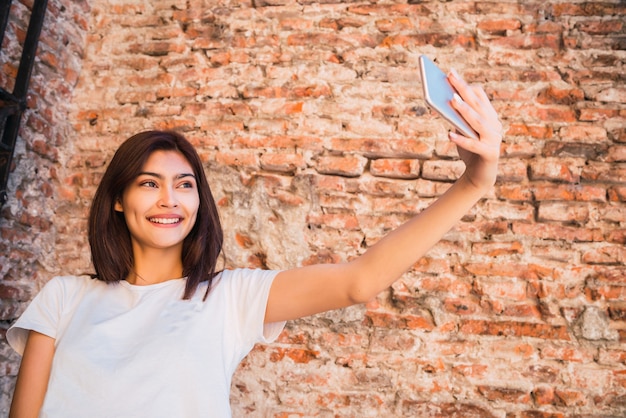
[218,268,280,284]
[44,274,101,291]
[212,268,281,296]
[38,275,106,301]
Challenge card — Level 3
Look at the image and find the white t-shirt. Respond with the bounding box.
[7,269,285,418]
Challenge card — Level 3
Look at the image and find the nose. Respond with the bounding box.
[158,185,179,208]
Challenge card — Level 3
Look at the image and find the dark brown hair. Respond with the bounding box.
[88,130,223,299]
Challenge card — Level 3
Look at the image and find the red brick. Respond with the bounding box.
[233,135,324,151]
[532,183,607,202]
[582,162,626,183]
[521,106,578,123]
[607,229,626,245]
[451,363,488,378]
[214,150,259,168]
[479,200,535,222]
[319,17,366,31]
[421,160,465,181]
[380,33,475,49]
[287,32,378,49]
[260,153,306,174]
[608,145,626,162]
[154,118,197,132]
[370,158,420,179]
[555,388,588,406]
[518,411,565,418]
[529,158,582,183]
[488,33,561,50]
[301,251,342,266]
[500,141,538,159]
[608,186,626,202]
[330,137,433,159]
[315,155,367,177]
[478,385,531,403]
[525,21,564,34]
[537,202,590,223]
[474,277,529,300]
[497,159,529,182]
[347,3,431,16]
[356,178,410,198]
[598,348,626,365]
[540,345,595,363]
[269,347,319,364]
[363,310,435,331]
[558,125,608,142]
[443,297,482,316]
[577,19,623,35]
[459,319,570,340]
[472,241,524,257]
[537,85,585,105]
[306,213,360,231]
[579,107,619,121]
[581,244,626,265]
[114,90,157,104]
[401,401,497,418]
[513,222,603,242]
[497,184,533,201]
[477,19,521,33]
[375,17,413,33]
[531,385,556,405]
[552,3,623,17]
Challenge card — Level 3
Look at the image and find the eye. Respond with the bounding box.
[140,180,158,188]
[179,181,195,189]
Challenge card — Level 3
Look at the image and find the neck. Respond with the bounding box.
[128,246,184,285]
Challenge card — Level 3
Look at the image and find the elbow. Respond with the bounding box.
[347,291,376,306]
[346,277,380,306]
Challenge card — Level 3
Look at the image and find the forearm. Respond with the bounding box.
[10,331,54,418]
[267,173,491,323]
[347,173,489,303]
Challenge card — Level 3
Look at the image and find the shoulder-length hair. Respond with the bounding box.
[88,130,223,300]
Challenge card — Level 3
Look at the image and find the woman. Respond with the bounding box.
[7,70,502,417]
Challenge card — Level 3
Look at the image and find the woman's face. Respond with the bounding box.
[115,150,200,256]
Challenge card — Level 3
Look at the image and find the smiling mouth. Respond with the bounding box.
[149,217,182,225]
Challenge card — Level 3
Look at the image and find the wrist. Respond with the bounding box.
[458,172,494,198]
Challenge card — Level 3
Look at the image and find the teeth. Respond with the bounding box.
[149,218,181,224]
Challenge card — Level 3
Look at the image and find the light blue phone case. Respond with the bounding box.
[419,55,479,140]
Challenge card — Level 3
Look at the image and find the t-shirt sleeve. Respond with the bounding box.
[224,269,286,345]
[6,276,66,355]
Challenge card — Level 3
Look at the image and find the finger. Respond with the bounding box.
[448,70,496,118]
[451,94,502,144]
[448,69,482,108]
[450,93,484,135]
[449,130,500,160]
[471,85,500,121]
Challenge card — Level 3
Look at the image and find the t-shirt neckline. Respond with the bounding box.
[119,277,186,291]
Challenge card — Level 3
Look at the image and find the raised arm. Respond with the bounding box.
[265,69,502,324]
[10,331,55,418]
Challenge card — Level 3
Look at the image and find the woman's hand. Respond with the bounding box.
[448,69,503,193]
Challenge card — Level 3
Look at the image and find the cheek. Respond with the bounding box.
[185,195,200,218]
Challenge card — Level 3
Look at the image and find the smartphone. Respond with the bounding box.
[418,55,479,140]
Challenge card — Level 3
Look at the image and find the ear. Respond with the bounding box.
[114,199,124,212]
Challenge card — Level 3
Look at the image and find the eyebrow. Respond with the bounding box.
[138,172,196,180]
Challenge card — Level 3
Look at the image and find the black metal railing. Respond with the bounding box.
[0,0,48,206]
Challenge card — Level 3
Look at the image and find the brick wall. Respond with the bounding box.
[0,0,624,416]
[0,0,90,411]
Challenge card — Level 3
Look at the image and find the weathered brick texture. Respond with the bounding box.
[1,0,625,416]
